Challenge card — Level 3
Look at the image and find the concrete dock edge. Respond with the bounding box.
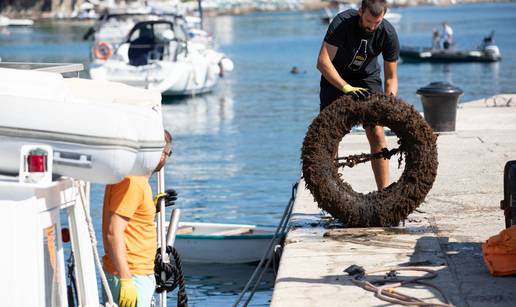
[271,94,516,307]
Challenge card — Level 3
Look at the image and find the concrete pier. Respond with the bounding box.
[271,94,516,307]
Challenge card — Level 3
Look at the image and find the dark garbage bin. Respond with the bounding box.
[417,82,463,132]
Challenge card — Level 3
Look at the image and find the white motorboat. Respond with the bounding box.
[90,20,233,96]
[0,64,164,184]
[172,222,279,263]
[0,15,34,27]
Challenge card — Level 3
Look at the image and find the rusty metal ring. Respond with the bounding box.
[301,93,438,227]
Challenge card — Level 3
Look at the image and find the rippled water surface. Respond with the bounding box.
[2,3,515,306]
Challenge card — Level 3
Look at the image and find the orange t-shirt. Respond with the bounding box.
[102,176,157,275]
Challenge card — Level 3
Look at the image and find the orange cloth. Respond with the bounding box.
[482,226,516,276]
[102,176,157,275]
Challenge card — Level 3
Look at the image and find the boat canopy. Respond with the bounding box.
[126,20,187,44]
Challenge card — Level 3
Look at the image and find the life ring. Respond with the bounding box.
[93,41,113,60]
[301,94,438,227]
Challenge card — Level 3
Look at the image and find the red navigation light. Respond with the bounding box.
[27,154,47,172]
[61,228,71,243]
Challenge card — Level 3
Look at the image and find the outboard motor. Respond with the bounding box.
[479,31,501,60]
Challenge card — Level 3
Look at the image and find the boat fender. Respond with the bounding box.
[220,57,234,73]
[218,60,224,77]
[93,41,113,60]
[301,93,438,227]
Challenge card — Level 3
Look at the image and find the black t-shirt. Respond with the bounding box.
[321,9,399,94]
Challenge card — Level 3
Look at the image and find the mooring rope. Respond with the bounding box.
[76,181,116,307]
[232,181,298,307]
[154,245,188,307]
[347,266,454,307]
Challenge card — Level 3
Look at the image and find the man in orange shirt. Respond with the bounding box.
[102,130,174,307]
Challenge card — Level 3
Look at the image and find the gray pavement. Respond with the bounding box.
[271,94,516,307]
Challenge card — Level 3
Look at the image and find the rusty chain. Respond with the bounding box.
[335,147,404,169]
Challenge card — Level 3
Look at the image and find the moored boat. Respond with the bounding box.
[90,19,233,96]
[400,32,501,63]
[172,222,280,263]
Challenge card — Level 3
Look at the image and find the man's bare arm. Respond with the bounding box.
[317,42,347,90]
[106,212,132,279]
[384,60,398,96]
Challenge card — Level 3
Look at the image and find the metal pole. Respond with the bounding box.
[197,0,204,30]
[166,209,181,248]
[156,170,167,307]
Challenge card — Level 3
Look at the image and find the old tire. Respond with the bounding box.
[301,94,438,227]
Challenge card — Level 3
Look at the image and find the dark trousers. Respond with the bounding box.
[319,87,343,112]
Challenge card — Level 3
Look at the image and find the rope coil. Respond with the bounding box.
[154,246,188,307]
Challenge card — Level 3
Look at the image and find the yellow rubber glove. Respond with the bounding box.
[119,278,138,307]
[342,84,371,100]
[153,188,178,212]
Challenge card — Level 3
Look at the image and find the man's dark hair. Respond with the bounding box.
[361,0,388,17]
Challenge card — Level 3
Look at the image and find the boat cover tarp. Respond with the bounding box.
[0,68,165,183]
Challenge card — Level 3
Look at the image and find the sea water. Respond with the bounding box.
[1,3,515,306]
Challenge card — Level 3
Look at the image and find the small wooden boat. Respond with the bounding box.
[172,222,279,264]
[400,33,501,63]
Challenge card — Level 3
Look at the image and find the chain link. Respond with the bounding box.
[335,147,403,168]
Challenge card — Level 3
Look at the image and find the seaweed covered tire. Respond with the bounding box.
[302,94,438,227]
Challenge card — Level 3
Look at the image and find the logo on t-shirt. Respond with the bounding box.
[348,39,368,71]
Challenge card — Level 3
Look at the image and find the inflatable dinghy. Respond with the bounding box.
[0,68,164,184]
[400,32,501,63]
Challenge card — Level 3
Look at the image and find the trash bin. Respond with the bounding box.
[417,82,463,132]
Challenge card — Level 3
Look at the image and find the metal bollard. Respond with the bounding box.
[417,82,463,132]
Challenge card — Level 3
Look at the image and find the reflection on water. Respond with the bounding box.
[167,263,274,307]
[399,61,504,108]
[162,84,235,136]
[206,15,236,46]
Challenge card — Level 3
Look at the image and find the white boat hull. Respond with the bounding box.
[171,222,277,264]
[90,58,221,96]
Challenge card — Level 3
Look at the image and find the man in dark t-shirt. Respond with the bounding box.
[316,0,399,190]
